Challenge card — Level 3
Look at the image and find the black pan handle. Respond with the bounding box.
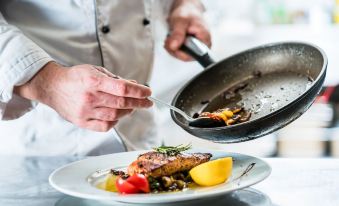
[180,36,216,68]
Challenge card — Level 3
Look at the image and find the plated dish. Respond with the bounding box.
[98,144,232,194]
[49,147,271,204]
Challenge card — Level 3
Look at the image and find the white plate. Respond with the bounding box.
[49,149,271,204]
[55,188,272,206]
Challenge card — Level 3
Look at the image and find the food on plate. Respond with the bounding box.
[105,173,119,192]
[100,144,232,194]
[189,157,232,186]
[128,150,212,178]
[197,107,251,126]
[116,173,150,194]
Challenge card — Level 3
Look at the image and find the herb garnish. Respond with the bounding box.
[153,143,192,156]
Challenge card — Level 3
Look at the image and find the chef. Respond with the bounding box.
[0,0,211,156]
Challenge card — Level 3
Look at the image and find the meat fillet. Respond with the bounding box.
[127,152,212,178]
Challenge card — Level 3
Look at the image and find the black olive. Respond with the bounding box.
[192,113,199,118]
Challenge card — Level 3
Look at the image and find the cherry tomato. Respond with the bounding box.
[116,177,140,194]
[115,174,150,194]
[126,174,150,193]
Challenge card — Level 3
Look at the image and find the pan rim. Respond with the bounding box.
[171,41,328,132]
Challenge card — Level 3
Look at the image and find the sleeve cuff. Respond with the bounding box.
[0,55,53,120]
[0,16,55,120]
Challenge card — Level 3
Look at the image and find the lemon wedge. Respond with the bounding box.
[105,173,118,192]
[189,157,232,186]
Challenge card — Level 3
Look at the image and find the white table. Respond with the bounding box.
[0,156,338,206]
[255,158,339,206]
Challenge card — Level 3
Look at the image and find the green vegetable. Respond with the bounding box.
[153,143,192,156]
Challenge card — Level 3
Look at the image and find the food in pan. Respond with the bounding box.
[197,107,251,126]
[100,144,233,194]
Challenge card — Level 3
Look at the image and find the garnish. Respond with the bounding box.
[153,143,192,156]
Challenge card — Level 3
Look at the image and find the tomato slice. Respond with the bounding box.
[126,174,150,193]
[116,177,140,194]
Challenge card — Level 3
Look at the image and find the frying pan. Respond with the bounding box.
[170,37,327,143]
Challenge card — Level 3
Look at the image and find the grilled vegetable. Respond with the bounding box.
[161,176,173,188]
[175,180,186,189]
[198,107,251,126]
[147,171,191,192]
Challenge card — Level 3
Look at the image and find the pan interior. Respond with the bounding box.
[200,71,312,121]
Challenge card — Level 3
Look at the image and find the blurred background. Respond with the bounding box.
[150,0,339,158]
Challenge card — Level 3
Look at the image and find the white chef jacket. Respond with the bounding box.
[0,0,172,156]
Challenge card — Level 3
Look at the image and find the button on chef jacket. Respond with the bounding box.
[0,0,173,156]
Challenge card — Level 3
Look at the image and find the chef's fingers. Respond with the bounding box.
[128,79,138,83]
[89,108,133,121]
[168,22,210,61]
[97,76,152,98]
[171,50,193,61]
[92,66,120,78]
[93,92,153,109]
[92,66,141,92]
[83,119,118,132]
[168,21,211,62]
[167,16,189,51]
[164,37,193,61]
[187,22,211,48]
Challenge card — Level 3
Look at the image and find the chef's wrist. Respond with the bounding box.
[14,61,66,105]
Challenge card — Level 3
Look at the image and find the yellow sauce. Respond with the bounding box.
[96,182,106,190]
[96,173,118,192]
[187,182,199,189]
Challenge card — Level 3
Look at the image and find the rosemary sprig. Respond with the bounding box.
[153,143,192,156]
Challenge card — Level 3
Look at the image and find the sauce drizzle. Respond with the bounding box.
[233,162,256,185]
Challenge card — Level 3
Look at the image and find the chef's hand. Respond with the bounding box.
[14,62,153,132]
[165,0,211,61]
